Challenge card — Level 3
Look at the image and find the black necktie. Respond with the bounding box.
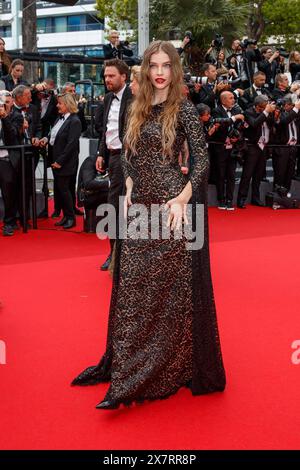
[112,94,119,101]
[59,115,65,120]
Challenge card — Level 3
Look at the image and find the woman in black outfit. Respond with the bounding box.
[2,59,28,91]
[0,37,11,79]
[40,93,81,229]
[289,51,300,82]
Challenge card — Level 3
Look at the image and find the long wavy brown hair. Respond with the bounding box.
[0,37,12,73]
[124,40,184,159]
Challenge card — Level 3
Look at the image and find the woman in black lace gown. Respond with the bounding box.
[72,41,226,409]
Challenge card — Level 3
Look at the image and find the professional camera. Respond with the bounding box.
[275,98,285,111]
[184,72,208,87]
[118,40,130,48]
[240,38,257,49]
[217,74,229,84]
[228,120,247,164]
[276,47,289,58]
[184,31,194,45]
[213,33,224,51]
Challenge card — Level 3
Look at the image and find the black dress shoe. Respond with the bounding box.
[100,254,112,271]
[55,216,67,226]
[51,210,61,219]
[237,199,246,209]
[74,207,84,216]
[95,400,120,410]
[251,199,264,207]
[38,209,48,219]
[63,218,76,229]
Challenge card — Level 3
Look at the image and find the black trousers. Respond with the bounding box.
[214,145,237,202]
[107,151,124,252]
[17,151,39,222]
[53,162,78,213]
[273,147,297,191]
[54,174,75,219]
[0,158,18,225]
[238,145,266,201]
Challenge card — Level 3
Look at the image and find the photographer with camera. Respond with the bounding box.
[227,39,261,89]
[239,71,272,110]
[205,34,225,68]
[258,47,285,91]
[271,73,290,101]
[272,94,300,192]
[192,63,229,108]
[177,31,194,68]
[237,95,276,208]
[103,30,133,60]
[0,90,21,236]
[211,90,245,210]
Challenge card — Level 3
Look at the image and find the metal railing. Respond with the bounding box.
[36,0,95,8]
[37,22,103,34]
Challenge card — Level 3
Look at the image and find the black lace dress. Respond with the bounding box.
[72,99,226,404]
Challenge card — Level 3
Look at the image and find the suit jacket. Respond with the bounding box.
[31,91,59,136]
[244,106,275,144]
[98,85,132,165]
[103,43,133,60]
[0,114,23,170]
[274,109,300,144]
[257,60,284,88]
[2,74,28,92]
[211,104,243,143]
[10,103,42,144]
[193,83,216,109]
[226,48,261,82]
[239,85,272,110]
[48,113,82,176]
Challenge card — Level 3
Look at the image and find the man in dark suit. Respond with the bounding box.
[191,63,228,108]
[96,58,132,270]
[226,39,261,89]
[257,47,284,91]
[103,30,133,60]
[271,74,290,101]
[273,95,300,191]
[237,95,276,208]
[239,71,272,110]
[211,90,245,210]
[0,93,22,236]
[10,85,42,227]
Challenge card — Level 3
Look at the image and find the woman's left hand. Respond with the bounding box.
[165,196,189,231]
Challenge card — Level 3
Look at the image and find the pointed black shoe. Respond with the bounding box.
[71,365,105,386]
[100,254,112,271]
[95,400,120,410]
[63,218,76,229]
[55,216,67,226]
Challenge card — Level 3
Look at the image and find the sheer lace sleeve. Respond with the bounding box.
[180,100,209,194]
[121,147,132,180]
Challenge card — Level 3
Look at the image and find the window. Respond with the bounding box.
[0,25,12,38]
[67,15,82,32]
[54,16,67,33]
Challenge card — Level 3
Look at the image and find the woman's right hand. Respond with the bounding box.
[123,177,133,219]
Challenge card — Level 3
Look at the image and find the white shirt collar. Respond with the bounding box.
[115,84,127,101]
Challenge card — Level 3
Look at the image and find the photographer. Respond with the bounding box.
[227,39,261,89]
[0,91,22,236]
[103,30,133,60]
[258,47,285,91]
[237,95,276,208]
[271,74,290,101]
[273,94,300,192]
[211,90,245,210]
[31,79,58,136]
[192,63,228,108]
[289,51,300,82]
[204,34,225,68]
[197,103,231,185]
[177,31,194,68]
[239,71,272,110]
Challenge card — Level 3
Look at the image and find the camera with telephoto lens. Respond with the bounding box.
[213,33,224,51]
[240,38,257,49]
[183,72,208,91]
[276,47,289,59]
[228,120,247,164]
[275,98,285,111]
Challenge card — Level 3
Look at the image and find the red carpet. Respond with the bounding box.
[1,207,300,450]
